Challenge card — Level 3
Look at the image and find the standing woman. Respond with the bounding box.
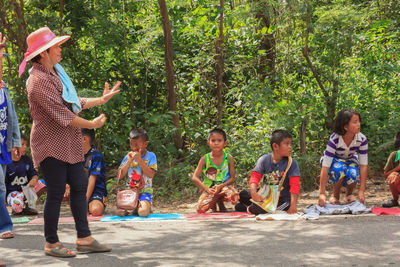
[19,27,120,258]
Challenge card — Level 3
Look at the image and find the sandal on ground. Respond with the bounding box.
[22,207,38,215]
[382,198,399,208]
[44,244,76,258]
[0,231,14,239]
[0,261,6,267]
[76,240,111,253]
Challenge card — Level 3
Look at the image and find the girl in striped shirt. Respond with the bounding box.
[318,109,368,207]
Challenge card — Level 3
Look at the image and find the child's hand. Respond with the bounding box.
[207,187,216,195]
[127,152,135,163]
[287,206,297,214]
[387,172,399,184]
[132,151,142,161]
[28,178,38,188]
[64,184,70,199]
[318,193,326,207]
[251,191,264,202]
[358,190,365,203]
[213,184,223,194]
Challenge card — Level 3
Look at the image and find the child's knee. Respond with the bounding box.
[89,201,105,216]
[138,200,151,217]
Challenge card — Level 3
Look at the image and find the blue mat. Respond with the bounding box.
[101,213,184,222]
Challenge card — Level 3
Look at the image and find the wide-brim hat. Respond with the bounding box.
[19,27,70,77]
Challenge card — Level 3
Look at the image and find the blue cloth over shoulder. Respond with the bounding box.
[54,64,82,113]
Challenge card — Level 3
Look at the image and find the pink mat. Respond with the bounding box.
[372,207,400,215]
[28,215,104,224]
[185,212,255,220]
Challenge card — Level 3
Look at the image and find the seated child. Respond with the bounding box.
[192,128,238,213]
[235,129,300,214]
[82,128,107,216]
[116,129,157,217]
[5,135,39,215]
[382,131,400,207]
[318,108,368,206]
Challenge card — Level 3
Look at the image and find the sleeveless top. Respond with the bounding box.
[202,152,230,188]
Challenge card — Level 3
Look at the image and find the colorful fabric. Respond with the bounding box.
[252,154,300,203]
[139,192,152,204]
[7,190,25,213]
[85,146,107,196]
[88,191,106,205]
[328,157,360,187]
[26,63,87,168]
[202,152,230,188]
[0,88,11,164]
[5,155,38,196]
[196,185,239,213]
[119,151,157,195]
[0,81,21,153]
[372,207,400,215]
[321,132,368,168]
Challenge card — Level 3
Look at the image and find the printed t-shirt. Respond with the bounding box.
[0,88,11,164]
[119,151,157,194]
[253,154,300,203]
[5,155,38,195]
[84,146,107,196]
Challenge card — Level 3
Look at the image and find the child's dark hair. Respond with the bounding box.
[81,128,95,143]
[20,133,28,143]
[208,128,227,141]
[129,128,148,141]
[270,130,292,150]
[334,108,361,135]
[394,131,400,149]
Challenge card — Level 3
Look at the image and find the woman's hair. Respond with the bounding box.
[334,108,361,135]
[30,48,51,63]
[394,131,400,149]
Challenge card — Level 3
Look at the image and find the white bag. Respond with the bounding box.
[22,185,38,210]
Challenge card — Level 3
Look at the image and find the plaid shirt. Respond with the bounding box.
[27,63,87,167]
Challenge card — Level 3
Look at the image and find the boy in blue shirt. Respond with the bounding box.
[82,128,107,216]
[6,135,38,215]
[117,129,157,217]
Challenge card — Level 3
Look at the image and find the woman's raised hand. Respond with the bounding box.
[101,81,121,105]
[91,114,107,128]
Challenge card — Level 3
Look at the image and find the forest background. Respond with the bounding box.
[1,0,399,201]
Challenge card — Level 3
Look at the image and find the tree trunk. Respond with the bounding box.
[302,7,336,130]
[59,0,64,34]
[300,118,307,155]
[157,0,183,150]
[254,1,276,85]
[215,0,224,126]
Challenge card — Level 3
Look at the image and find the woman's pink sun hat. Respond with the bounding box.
[19,26,70,77]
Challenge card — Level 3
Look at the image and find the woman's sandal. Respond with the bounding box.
[0,231,14,239]
[44,244,76,258]
[76,240,111,253]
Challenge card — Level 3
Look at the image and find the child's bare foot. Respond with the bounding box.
[344,195,356,203]
[115,208,127,217]
[329,196,340,205]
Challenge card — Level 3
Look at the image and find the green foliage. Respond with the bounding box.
[2,0,400,202]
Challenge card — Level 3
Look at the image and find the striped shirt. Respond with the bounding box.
[321,132,368,168]
[27,63,87,168]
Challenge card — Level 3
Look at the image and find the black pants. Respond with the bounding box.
[235,189,290,215]
[41,157,91,243]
